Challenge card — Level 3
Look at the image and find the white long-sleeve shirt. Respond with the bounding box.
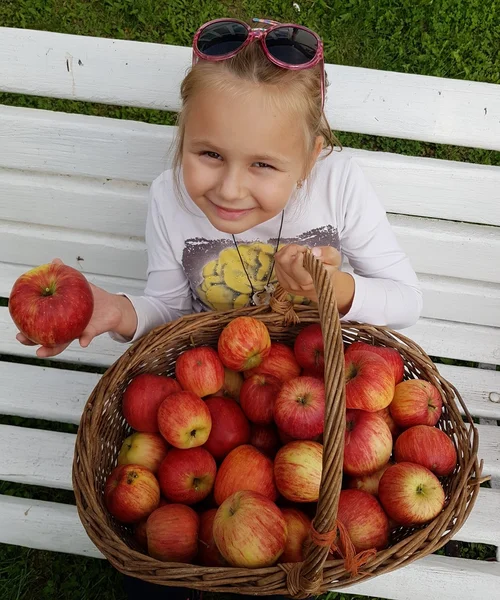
[111,150,422,343]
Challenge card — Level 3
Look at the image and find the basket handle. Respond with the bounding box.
[273,250,346,598]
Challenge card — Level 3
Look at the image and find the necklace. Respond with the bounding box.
[231,210,285,307]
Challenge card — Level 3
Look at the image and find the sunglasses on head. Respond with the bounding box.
[192,18,325,107]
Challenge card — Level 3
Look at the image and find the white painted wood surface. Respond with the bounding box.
[1,27,499,151]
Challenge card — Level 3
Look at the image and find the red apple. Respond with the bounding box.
[218,316,271,371]
[213,490,287,567]
[346,462,392,496]
[274,441,323,502]
[345,351,395,412]
[280,508,311,563]
[302,368,324,380]
[390,380,443,427]
[345,341,404,384]
[216,368,244,400]
[344,410,393,476]
[375,406,401,438]
[175,346,225,397]
[214,444,277,505]
[198,508,227,566]
[146,504,199,562]
[9,262,94,347]
[245,342,301,383]
[336,489,389,552]
[394,425,457,476]
[250,423,281,458]
[240,373,282,425]
[122,374,181,433]
[104,464,160,523]
[274,376,325,439]
[157,391,211,448]
[204,396,251,460]
[293,324,324,377]
[157,447,216,505]
[378,462,445,526]
[117,432,169,474]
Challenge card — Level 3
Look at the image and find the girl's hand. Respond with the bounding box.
[15,258,127,358]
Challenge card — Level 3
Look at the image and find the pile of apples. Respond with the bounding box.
[103,316,457,569]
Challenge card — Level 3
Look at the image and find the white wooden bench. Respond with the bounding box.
[0,27,499,600]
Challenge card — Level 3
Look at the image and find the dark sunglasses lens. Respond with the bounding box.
[265,27,318,65]
[197,21,248,56]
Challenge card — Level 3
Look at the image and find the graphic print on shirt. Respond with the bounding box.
[182,225,340,311]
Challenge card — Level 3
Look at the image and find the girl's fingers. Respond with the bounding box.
[36,342,71,359]
[16,332,37,346]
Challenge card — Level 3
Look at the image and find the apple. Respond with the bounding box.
[203,396,251,460]
[302,369,324,380]
[240,373,282,425]
[346,462,392,496]
[293,324,324,377]
[245,342,301,383]
[280,508,311,563]
[375,406,401,439]
[122,373,181,433]
[394,425,457,476]
[214,444,278,505]
[117,432,169,474]
[249,423,281,458]
[104,464,160,523]
[345,351,395,412]
[146,504,199,562]
[218,316,271,371]
[343,410,393,476]
[213,490,287,567]
[157,390,211,448]
[274,376,325,439]
[175,346,225,397]
[390,380,443,427]
[9,262,94,347]
[378,462,445,526]
[198,508,227,566]
[274,441,323,502]
[157,447,216,505]
[216,368,244,400]
[345,341,404,384]
[336,489,389,552]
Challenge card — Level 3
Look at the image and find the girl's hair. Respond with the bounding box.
[172,40,340,196]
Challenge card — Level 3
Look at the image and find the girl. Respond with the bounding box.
[16,17,422,600]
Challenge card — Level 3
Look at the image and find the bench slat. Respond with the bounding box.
[0,493,499,600]
[1,28,499,151]
[1,106,500,227]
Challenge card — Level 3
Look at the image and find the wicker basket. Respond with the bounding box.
[73,251,484,598]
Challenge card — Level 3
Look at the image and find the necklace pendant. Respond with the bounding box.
[252,283,275,307]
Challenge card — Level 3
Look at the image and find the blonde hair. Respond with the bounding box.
[172,41,340,196]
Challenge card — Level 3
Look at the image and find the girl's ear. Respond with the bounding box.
[303,135,325,179]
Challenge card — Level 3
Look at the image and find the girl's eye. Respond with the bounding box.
[253,162,274,169]
[202,151,223,160]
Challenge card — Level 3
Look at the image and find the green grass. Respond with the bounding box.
[1,0,499,598]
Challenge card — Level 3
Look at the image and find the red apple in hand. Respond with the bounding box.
[204,396,251,460]
[158,447,216,505]
[345,341,404,384]
[9,262,94,346]
[175,346,225,397]
[274,441,323,502]
[213,490,287,567]
[104,464,160,523]
[394,425,457,476]
[250,423,281,458]
[216,368,244,400]
[345,351,395,411]
[214,444,277,505]
[146,504,199,562]
[117,432,169,473]
[240,373,282,425]
[198,508,227,566]
[343,410,393,476]
[293,324,324,377]
[122,374,181,433]
[390,380,443,427]
[336,490,389,552]
[245,343,301,383]
[346,462,392,496]
[274,376,325,439]
[218,316,271,371]
[280,508,311,563]
[157,391,211,448]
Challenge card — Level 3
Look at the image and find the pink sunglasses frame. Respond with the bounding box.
[192,18,325,108]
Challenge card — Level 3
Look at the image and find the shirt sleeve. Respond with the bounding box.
[337,158,423,330]
[109,180,193,343]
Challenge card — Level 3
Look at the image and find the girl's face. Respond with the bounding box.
[182,82,317,234]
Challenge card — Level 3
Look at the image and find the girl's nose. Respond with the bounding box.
[217,167,245,203]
